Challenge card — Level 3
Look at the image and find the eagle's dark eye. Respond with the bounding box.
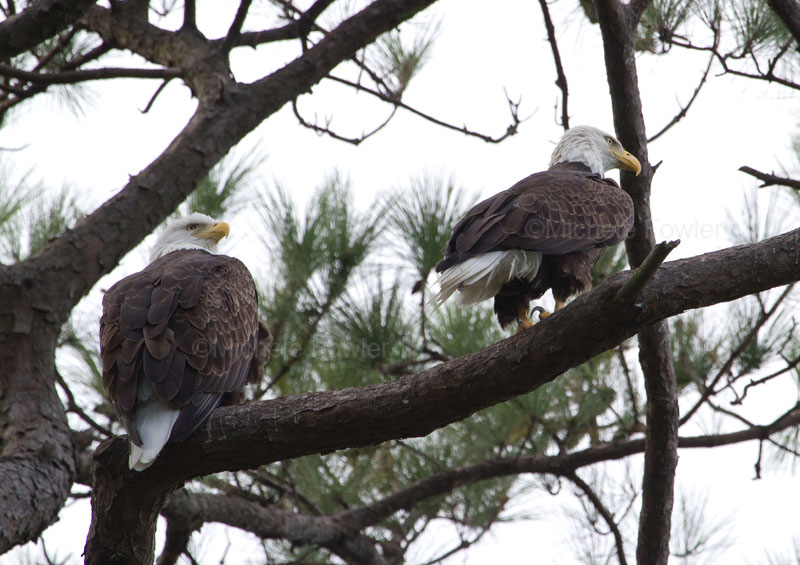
[606,137,613,145]
[186,224,198,231]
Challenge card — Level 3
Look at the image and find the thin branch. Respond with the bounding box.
[0,64,182,85]
[537,0,569,130]
[292,97,397,145]
[326,74,525,143]
[680,284,794,425]
[54,370,112,437]
[648,54,713,143]
[567,472,628,565]
[739,166,800,190]
[418,515,497,565]
[140,79,174,113]
[732,354,800,405]
[221,0,253,55]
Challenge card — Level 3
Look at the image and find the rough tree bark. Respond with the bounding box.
[158,400,800,562]
[0,0,96,60]
[0,0,440,554]
[593,1,679,562]
[86,226,800,563]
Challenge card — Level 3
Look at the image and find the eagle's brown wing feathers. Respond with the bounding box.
[100,249,260,445]
[436,167,634,272]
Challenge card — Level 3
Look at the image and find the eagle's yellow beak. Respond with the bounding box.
[196,221,230,242]
[612,147,642,176]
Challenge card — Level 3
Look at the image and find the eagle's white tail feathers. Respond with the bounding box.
[129,381,180,471]
[433,250,542,307]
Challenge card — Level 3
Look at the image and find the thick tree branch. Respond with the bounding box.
[158,403,800,562]
[0,0,96,60]
[86,226,800,563]
[162,490,388,565]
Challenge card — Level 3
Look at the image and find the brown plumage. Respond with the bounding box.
[101,248,265,467]
[434,126,639,330]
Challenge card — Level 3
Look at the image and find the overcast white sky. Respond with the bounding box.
[2,0,800,563]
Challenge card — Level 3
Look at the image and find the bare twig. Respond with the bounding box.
[326,74,525,143]
[732,354,800,405]
[568,471,628,565]
[0,64,182,84]
[648,54,713,143]
[680,284,794,425]
[739,166,800,190]
[537,0,569,130]
[54,370,112,437]
[292,97,397,145]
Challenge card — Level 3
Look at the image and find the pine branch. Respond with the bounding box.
[567,471,628,565]
[155,404,800,562]
[86,226,800,563]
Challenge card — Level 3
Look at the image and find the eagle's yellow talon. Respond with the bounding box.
[516,304,534,332]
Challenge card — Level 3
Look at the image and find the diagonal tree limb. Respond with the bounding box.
[86,226,800,563]
[568,471,628,565]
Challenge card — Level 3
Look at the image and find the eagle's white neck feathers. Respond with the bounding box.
[548,125,624,176]
[149,213,227,263]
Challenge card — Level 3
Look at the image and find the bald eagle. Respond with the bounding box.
[434,126,640,331]
[100,214,266,470]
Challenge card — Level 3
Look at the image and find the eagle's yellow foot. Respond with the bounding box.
[516,315,534,333]
[516,304,534,333]
[532,306,551,320]
[532,298,566,321]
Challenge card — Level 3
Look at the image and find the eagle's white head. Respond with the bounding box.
[149,213,230,262]
[549,125,642,177]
